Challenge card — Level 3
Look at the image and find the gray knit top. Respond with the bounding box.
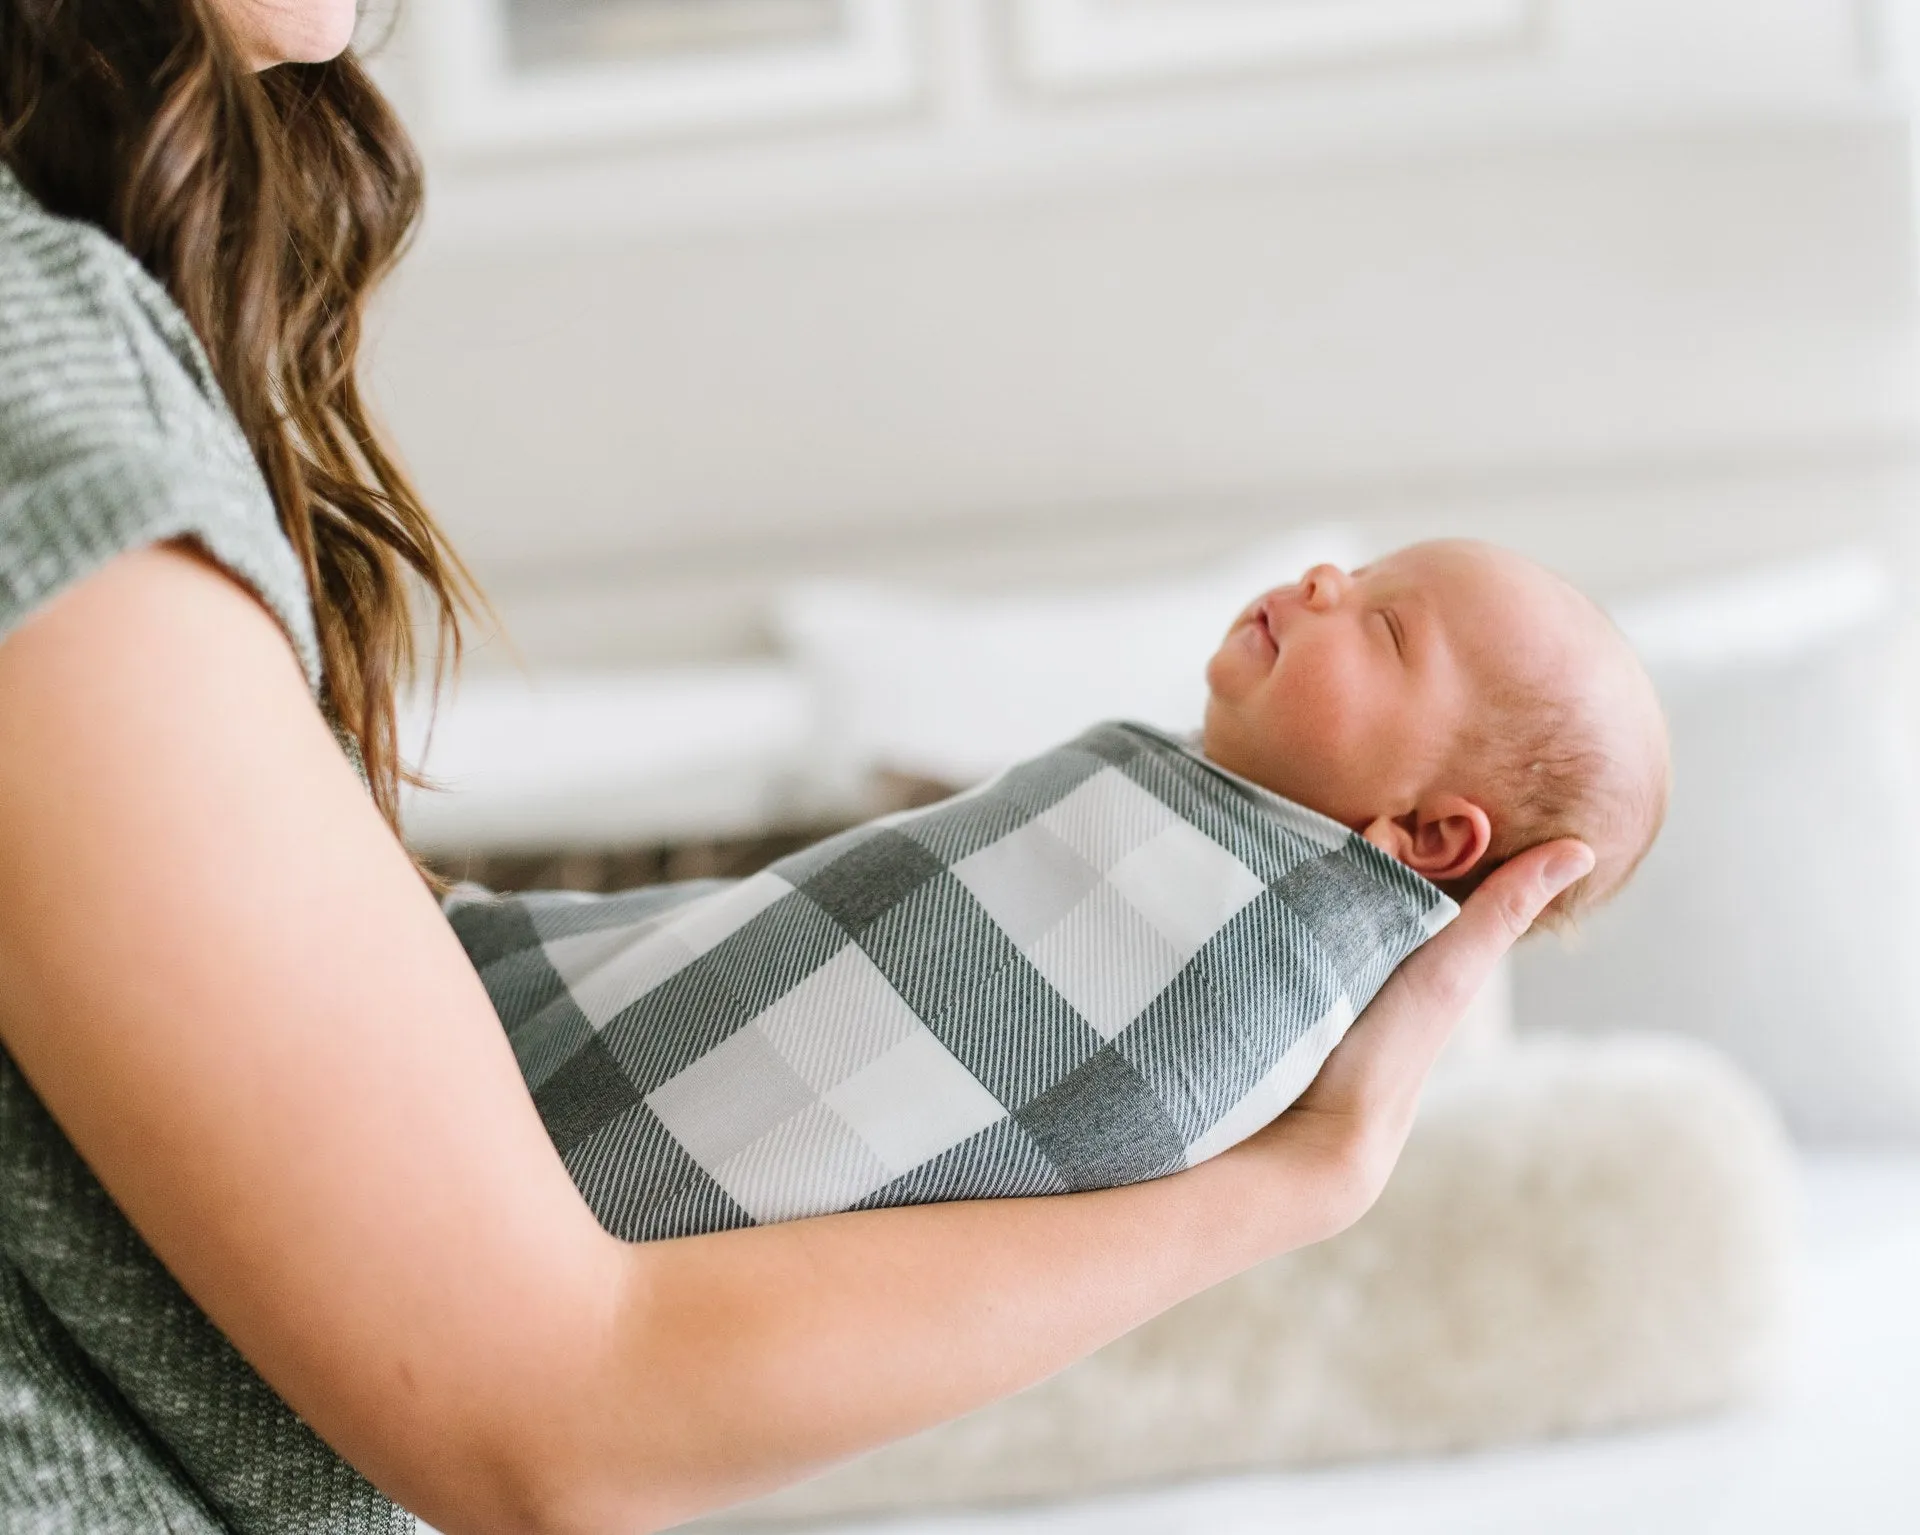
[0,162,412,1533]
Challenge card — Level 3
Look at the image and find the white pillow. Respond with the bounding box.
[398,664,820,853]
[773,527,1363,789]
[1511,547,1920,1142]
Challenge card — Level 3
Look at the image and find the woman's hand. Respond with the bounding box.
[1231,839,1596,1233]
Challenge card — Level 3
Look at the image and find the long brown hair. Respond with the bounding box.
[0,0,477,847]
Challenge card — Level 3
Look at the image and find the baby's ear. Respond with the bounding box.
[1366,797,1492,883]
[1359,815,1415,863]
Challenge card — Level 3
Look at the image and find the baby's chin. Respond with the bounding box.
[1195,702,1259,784]
[1202,638,1263,714]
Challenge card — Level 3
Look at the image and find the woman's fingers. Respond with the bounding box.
[1383,836,1596,1045]
[1258,837,1596,1206]
[1473,837,1598,939]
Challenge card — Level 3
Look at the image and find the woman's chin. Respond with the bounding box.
[235,0,359,69]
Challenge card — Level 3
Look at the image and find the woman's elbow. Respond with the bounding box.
[394,1412,687,1535]
[433,1452,693,1535]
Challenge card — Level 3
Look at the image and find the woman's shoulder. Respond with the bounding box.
[0,163,322,691]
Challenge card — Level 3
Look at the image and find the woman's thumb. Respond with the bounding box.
[1477,838,1595,939]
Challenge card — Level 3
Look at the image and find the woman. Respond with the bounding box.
[0,2,1593,1531]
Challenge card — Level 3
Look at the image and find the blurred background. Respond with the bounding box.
[364,3,1920,1531]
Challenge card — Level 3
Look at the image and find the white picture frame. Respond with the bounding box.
[414,0,921,153]
[1010,0,1540,94]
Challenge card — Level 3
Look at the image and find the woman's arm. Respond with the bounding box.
[0,545,1588,1535]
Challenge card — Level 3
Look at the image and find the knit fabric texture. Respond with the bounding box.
[0,161,410,1533]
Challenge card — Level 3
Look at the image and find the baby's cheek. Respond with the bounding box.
[1275,679,1352,777]
[1292,650,1358,728]
[1315,672,1404,794]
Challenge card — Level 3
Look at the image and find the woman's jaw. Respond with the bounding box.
[213,0,358,70]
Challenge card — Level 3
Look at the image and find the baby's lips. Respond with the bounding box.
[1259,588,1295,643]
[1236,585,1283,626]
[1236,604,1279,665]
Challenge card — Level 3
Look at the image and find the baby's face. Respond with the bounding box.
[1201,541,1577,833]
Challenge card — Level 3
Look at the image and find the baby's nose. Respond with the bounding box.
[1300,564,1350,611]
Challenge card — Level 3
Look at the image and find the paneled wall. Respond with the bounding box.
[363,0,1920,666]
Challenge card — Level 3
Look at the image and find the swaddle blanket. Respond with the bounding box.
[447,722,1456,1241]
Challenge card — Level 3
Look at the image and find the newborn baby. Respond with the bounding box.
[1202,538,1669,923]
[448,539,1668,1240]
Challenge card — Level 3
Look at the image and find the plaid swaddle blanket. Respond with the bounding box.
[447,722,1456,1241]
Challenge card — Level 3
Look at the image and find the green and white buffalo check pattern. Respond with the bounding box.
[447,723,1456,1241]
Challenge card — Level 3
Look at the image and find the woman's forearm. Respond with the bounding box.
[537,1141,1334,1534]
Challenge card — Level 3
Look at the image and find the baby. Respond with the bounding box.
[449,539,1669,1240]
[1202,538,1669,924]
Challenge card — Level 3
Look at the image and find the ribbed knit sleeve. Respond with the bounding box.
[0,164,412,1534]
[0,167,322,693]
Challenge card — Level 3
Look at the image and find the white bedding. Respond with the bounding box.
[782,1152,1920,1535]
[397,665,826,853]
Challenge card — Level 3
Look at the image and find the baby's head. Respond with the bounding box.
[1202,539,1669,923]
